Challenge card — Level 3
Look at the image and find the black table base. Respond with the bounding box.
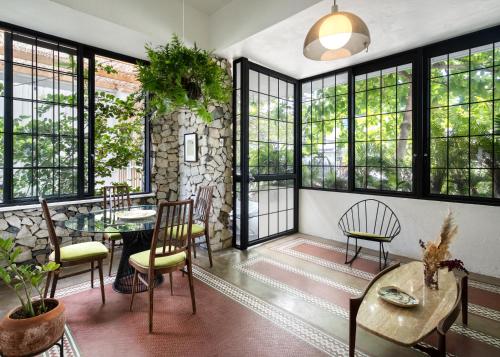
[112,230,163,294]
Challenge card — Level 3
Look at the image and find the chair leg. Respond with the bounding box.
[187,259,196,314]
[345,237,362,265]
[90,261,94,288]
[44,271,53,299]
[192,237,197,258]
[205,230,213,267]
[50,270,60,298]
[129,270,138,312]
[169,272,173,296]
[108,240,115,277]
[98,259,105,304]
[148,274,155,333]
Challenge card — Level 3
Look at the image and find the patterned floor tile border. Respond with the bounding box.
[274,238,500,296]
[235,256,500,351]
[192,265,369,357]
[274,239,375,280]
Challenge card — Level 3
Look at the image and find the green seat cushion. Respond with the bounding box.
[168,223,205,237]
[50,241,108,262]
[104,227,122,240]
[129,247,186,269]
[347,231,391,241]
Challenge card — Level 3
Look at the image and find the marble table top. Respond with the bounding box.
[356,261,458,346]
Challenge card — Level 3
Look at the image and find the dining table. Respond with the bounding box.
[65,204,163,294]
[349,261,468,356]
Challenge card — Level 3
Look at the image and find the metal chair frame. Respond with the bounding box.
[338,199,401,270]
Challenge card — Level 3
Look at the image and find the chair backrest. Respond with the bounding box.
[338,199,401,239]
[149,199,194,271]
[40,198,61,263]
[103,185,131,210]
[437,275,465,335]
[194,186,213,226]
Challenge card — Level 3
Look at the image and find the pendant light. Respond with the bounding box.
[303,0,371,61]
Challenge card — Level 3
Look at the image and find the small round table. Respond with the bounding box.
[65,205,163,294]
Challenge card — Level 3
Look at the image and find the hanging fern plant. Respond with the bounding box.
[137,35,231,123]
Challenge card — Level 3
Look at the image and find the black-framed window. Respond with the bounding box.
[297,25,500,205]
[429,43,500,198]
[0,23,149,205]
[248,69,295,176]
[354,64,414,192]
[301,72,349,189]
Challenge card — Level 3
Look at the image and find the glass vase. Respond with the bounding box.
[424,263,439,290]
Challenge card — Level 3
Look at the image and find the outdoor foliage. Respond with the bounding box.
[300,45,500,198]
[137,34,231,123]
[429,47,500,197]
[2,59,144,199]
[0,238,59,317]
[94,90,144,190]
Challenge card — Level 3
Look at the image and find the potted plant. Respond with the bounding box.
[137,34,231,123]
[0,238,63,357]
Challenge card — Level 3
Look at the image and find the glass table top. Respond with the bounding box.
[65,205,158,233]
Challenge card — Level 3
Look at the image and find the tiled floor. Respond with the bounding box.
[2,234,500,356]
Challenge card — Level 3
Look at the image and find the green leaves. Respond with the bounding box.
[94,90,144,188]
[137,34,231,123]
[0,237,59,317]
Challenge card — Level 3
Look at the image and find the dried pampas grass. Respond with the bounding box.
[420,210,458,269]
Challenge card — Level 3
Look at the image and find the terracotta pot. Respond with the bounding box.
[0,299,65,357]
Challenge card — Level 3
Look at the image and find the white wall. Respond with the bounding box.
[299,189,500,278]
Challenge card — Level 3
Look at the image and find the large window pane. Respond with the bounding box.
[94,55,145,193]
[429,43,498,198]
[354,64,413,192]
[300,72,349,190]
[11,35,79,199]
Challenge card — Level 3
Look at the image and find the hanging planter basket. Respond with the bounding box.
[137,35,231,123]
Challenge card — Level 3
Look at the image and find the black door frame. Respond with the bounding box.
[232,58,299,249]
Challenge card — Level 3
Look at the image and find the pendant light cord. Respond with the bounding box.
[332,0,338,12]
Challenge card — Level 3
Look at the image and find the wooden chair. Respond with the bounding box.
[415,275,468,357]
[129,199,196,333]
[191,186,214,267]
[338,199,401,270]
[41,198,107,303]
[102,184,131,276]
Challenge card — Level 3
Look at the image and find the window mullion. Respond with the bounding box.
[4,32,14,203]
[76,45,85,198]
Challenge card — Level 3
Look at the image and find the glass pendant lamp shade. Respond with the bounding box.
[303,2,370,61]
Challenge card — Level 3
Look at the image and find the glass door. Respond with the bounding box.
[233,58,298,249]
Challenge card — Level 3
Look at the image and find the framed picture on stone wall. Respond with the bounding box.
[184,133,198,162]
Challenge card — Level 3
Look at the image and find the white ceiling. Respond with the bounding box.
[219,0,500,79]
[184,0,232,15]
[3,0,500,81]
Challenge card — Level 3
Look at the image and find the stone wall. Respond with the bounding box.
[151,58,233,250]
[0,198,148,265]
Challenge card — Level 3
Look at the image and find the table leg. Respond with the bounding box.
[462,275,468,325]
[112,230,163,294]
[349,297,362,357]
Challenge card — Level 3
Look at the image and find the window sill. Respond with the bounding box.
[0,193,156,213]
